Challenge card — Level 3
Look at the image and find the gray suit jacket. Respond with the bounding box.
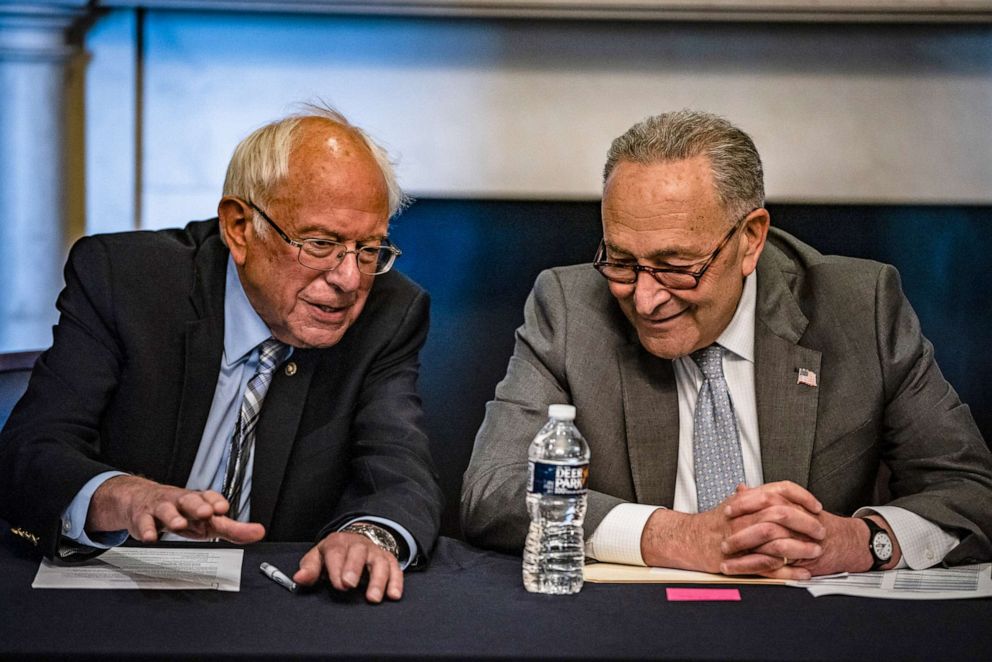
[461,228,992,565]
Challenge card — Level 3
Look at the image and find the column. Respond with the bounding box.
[0,2,89,351]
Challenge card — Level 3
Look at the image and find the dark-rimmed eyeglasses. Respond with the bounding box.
[593,210,756,290]
[243,199,401,276]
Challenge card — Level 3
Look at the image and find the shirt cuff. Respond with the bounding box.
[585,504,661,566]
[854,505,959,569]
[60,471,130,549]
[339,516,418,570]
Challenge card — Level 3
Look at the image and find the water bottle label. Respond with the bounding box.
[527,461,589,496]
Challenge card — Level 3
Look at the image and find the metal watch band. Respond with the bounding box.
[342,522,401,560]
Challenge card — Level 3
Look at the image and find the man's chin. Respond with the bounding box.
[635,330,693,360]
[278,326,350,350]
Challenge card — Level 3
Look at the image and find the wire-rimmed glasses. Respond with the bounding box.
[244,199,401,275]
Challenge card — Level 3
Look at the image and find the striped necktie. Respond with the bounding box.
[221,337,290,521]
[691,344,746,512]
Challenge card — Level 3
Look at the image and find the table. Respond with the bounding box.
[1,536,989,660]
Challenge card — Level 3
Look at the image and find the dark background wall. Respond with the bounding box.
[389,200,992,537]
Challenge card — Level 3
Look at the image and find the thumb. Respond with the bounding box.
[293,545,324,586]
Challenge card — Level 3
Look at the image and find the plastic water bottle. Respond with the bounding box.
[522,404,590,594]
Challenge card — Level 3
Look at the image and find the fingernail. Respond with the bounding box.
[388,587,401,600]
[719,563,728,575]
[343,571,359,587]
[368,588,382,602]
[720,542,729,554]
[724,506,732,516]
[817,527,826,538]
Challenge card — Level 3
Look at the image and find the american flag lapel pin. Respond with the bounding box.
[797,368,818,387]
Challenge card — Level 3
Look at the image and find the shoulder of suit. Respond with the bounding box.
[763,226,892,281]
[66,219,223,304]
[761,227,901,322]
[71,218,221,261]
[537,262,605,291]
[533,263,628,336]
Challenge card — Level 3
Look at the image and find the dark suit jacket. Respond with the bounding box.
[461,228,992,564]
[0,220,443,560]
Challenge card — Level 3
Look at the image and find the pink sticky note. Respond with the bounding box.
[666,588,741,601]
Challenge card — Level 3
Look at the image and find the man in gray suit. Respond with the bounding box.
[461,111,992,578]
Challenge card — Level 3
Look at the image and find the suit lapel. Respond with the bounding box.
[753,254,821,487]
[617,341,680,507]
[250,349,316,532]
[167,234,227,485]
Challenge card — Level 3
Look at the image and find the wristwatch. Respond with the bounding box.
[342,522,401,560]
[863,518,893,571]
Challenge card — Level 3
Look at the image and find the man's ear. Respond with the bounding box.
[740,207,770,278]
[218,197,252,266]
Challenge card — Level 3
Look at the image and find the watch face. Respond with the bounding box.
[872,532,893,561]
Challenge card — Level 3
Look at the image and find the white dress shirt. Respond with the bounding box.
[585,273,958,569]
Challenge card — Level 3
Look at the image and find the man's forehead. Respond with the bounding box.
[293,214,389,238]
[602,225,707,261]
[272,126,388,217]
[602,157,725,241]
[605,156,715,193]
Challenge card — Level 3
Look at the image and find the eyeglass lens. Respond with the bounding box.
[298,242,395,275]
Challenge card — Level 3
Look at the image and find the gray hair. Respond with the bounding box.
[222,102,410,236]
[603,110,764,222]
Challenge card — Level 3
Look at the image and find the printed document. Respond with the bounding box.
[585,562,992,599]
[790,563,992,600]
[32,547,243,591]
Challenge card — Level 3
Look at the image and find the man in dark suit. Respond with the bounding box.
[0,105,443,602]
[462,110,992,578]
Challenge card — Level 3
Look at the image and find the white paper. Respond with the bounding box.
[789,563,992,600]
[32,547,244,591]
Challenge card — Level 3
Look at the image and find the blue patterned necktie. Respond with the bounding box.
[222,338,290,520]
[691,345,746,512]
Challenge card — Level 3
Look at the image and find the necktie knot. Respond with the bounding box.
[691,345,725,381]
[256,338,289,375]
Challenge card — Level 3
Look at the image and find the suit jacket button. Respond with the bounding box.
[284,362,297,376]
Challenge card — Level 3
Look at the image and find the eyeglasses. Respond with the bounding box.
[593,210,756,290]
[243,200,401,276]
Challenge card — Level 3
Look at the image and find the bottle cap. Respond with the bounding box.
[548,404,576,421]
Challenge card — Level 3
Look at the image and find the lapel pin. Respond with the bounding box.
[284,362,297,376]
[797,368,818,387]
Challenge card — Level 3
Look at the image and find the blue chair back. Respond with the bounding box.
[0,351,40,430]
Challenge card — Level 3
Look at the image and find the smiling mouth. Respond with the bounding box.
[641,308,687,326]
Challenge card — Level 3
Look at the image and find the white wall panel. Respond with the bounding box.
[82,11,991,230]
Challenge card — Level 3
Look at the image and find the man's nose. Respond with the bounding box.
[323,250,363,292]
[632,270,673,316]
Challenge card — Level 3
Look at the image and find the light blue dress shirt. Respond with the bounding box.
[61,256,417,566]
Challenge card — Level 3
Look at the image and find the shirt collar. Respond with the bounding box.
[223,256,273,367]
[715,272,756,363]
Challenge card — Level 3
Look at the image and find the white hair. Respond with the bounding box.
[222,102,410,236]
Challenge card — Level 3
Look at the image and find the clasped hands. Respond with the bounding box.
[641,481,891,580]
[87,475,403,602]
